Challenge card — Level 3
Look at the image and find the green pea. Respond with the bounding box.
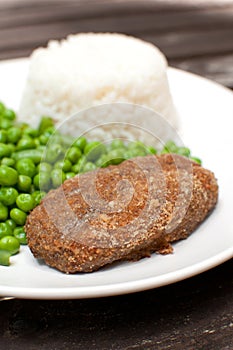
[1,157,15,167]
[33,172,51,191]
[161,149,170,155]
[34,138,41,147]
[147,146,157,155]
[16,193,35,212]
[0,236,20,255]
[5,219,16,231]
[162,141,178,154]
[17,136,36,151]
[84,142,106,162]
[3,109,16,121]
[124,150,134,159]
[7,127,22,143]
[10,208,27,226]
[128,141,145,150]
[190,157,202,165]
[125,148,146,159]
[73,136,87,151]
[32,191,46,206]
[36,145,46,151]
[65,172,75,180]
[177,147,191,157]
[0,187,18,206]
[16,158,36,177]
[32,174,40,190]
[45,144,64,163]
[0,203,8,221]
[38,116,54,134]
[136,148,148,157]
[7,143,15,154]
[0,102,5,115]
[106,149,125,165]
[23,127,39,138]
[17,175,32,192]
[37,162,52,173]
[0,130,7,143]
[95,154,111,168]
[71,157,86,173]
[44,126,56,135]
[0,165,18,186]
[110,139,125,150]
[13,227,27,245]
[0,249,11,266]
[0,223,12,238]
[54,159,72,172]
[39,134,49,145]
[0,143,11,158]
[137,148,148,156]
[51,169,66,188]
[82,162,96,173]
[67,146,82,164]
[12,149,43,164]
[71,163,81,174]
[0,118,13,129]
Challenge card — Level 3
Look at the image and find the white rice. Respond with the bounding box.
[19,33,178,144]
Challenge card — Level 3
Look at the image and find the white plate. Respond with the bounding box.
[0,58,232,299]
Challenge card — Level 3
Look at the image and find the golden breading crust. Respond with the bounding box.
[25,154,218,273]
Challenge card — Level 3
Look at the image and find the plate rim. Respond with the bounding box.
[0,246,232,299]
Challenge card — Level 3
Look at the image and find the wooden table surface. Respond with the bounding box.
[0,1,232,349]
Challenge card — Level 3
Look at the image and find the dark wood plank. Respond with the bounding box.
[1,1,233,30]
[0,14,232,57]
[142,28,233,59]
[170,53,233,88]
[1,0,233,12]
[0,48,32,60]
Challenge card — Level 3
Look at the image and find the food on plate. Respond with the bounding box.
[19,33,178,135]
[0,32,218,272]
[25,154,218,273]
[0,101,200,266]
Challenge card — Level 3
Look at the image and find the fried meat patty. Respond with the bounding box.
[25,154,218,273]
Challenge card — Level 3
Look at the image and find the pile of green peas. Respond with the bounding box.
[0,101,201,266]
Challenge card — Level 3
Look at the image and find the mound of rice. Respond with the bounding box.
[19,33,178,141]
